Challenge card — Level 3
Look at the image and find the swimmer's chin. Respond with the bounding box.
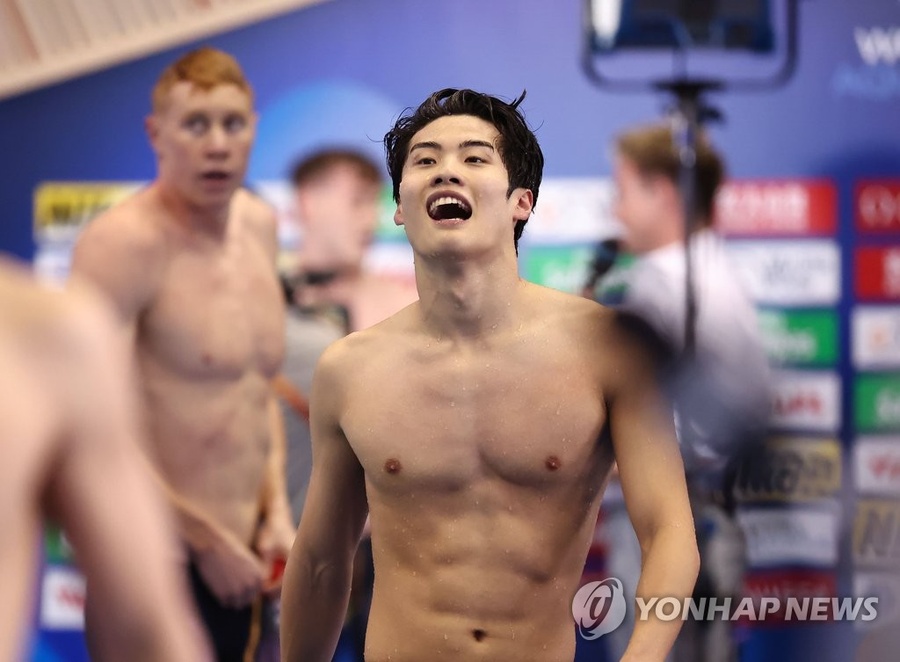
[432,218,468,227]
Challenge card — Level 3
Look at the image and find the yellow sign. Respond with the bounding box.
[33,182,143,242]
[733,436,842,503]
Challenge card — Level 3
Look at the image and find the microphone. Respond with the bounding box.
[582,238,621,295]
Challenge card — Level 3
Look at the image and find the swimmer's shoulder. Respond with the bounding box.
[524,280,616,330]
[315,305,418,377]
[234,187,278,247]
[74,185,168,266]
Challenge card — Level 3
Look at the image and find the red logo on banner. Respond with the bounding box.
[856,247,900,300]
[857,181,900,233]
[741,569,838,625]
[715,180,837,236]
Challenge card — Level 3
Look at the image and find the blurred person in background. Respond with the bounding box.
[276,148,418,661]
[591,121,770,662]
[69,46,294,662]
[0,258,210,662]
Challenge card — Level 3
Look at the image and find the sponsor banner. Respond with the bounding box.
[855,374,900,431]
[855,247,900,301]
[726,240,841,306]
[856,436,900,498]
[43,526,74,564]
[833,25,900,101]
[33,182,142,244]
[856,180,900,234]
[853,306,900,370]
[40,565,86,630]
[738,507,840,568]
[758,309,838,366]
[523,245,596,294]
[715,180,837,236]
[855,571,900,630]
[853,499,900,570]
[741,568,839,625]
[734,436,841,504]
[770,370,841,433]
[525,178,620,244]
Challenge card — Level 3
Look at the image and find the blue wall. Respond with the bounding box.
[3,0,898,260]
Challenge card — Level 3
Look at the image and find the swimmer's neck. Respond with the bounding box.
[414,256,525,340]
[152,182,232,235]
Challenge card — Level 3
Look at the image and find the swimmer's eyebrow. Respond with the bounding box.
[409,140,495,153]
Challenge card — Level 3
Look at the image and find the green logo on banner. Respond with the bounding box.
[855,374,900,431]
[44,524,74,563]
[374,187,406,240]
[758,310,838,365]
[523,246,595,293]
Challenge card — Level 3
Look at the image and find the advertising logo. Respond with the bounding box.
[738,507,840,568]
[833,26,900,100]
[770,370,841,432]
[726,240,841,306]
[855,435,900,497]
[734,436,841,503]
[759,309,838,366]
[523,245,596,294]
[33,182,142,244]
[742,569,838,625]
[715,180,837,236]
[572,578,627,640]
[853,499,900,569]
[527,179,620,243]
[855,247,900,301]
[856,181,900,233]
[855,374,900,431]
[40,566,86,630]
[853,306,900,370]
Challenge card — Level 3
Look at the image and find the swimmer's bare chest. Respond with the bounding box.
[344,342,608,496]
[139,229,284,380]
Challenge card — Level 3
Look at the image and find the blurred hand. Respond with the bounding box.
[254,510,296,597]
[192,526,266,609]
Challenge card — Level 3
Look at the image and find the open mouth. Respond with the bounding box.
[427,194,472,221]
[201,171,230,182]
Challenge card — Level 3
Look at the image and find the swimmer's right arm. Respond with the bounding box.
[69,209,161,346]
[281,343,369,662]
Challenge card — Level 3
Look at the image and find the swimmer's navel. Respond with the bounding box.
[545,455,561,471]
[472,628,487,642]
[384,458,402,474]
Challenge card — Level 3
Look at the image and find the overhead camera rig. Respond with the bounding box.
[582,0,800,354]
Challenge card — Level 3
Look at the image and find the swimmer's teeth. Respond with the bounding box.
[429,196,470,216]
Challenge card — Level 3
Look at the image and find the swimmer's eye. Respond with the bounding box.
[223,114,248,134]
[183,115,210,135]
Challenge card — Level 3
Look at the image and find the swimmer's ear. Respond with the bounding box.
[145,115,160,151]
[394,202,405,227]
[511,188,533,223]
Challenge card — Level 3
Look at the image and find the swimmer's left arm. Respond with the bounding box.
[605,318,699,662]
[254,392,295,593]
